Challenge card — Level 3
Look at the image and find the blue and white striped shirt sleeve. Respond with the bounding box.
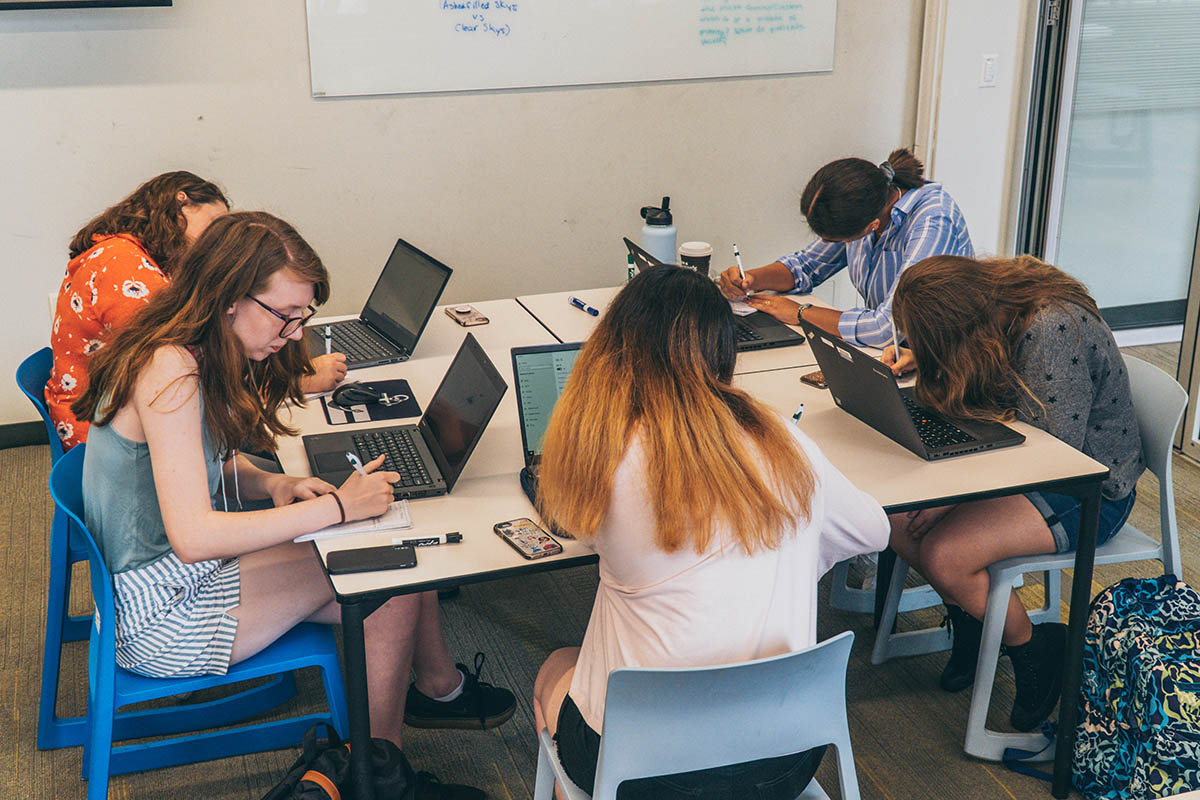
[777,239,848,294]
[837,212,965,348]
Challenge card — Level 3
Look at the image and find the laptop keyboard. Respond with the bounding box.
[328,321,400,363]
[351,429,433,489]
[900,395,976,448]
[735,322,763,342]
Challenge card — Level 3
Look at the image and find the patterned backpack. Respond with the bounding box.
[1074,575,1200,799]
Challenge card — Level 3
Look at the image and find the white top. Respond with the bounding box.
[568,422,890,731]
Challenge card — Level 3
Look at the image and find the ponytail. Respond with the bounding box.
[800,147,926,240]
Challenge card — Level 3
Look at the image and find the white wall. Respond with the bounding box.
[916,0,1035,257]
[0,0,927,425]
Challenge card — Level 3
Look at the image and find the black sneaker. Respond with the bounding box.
[939,605,982,692]
[1004,622,1066,731]
[404,652,516,730]
[413,771,487,800]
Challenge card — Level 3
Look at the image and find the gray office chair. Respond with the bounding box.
[533,631,860,800]
[871,354,1187,760]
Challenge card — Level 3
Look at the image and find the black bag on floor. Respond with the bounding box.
[262,722,414,800]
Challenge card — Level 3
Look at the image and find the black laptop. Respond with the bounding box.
[622,237,805,352]
[798,319,1026,460]
[510,342,583,505]
[302,334,507,499]
[309,238,452,369]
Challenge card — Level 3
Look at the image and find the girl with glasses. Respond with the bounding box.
[73,212,511,798]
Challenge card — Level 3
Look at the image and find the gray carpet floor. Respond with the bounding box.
[3,343,1196,799]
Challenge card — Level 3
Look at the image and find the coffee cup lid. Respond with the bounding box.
[678,241,713,256]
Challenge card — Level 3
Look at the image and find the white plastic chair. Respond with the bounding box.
[533,631,860,800]
[872,354,1187,761]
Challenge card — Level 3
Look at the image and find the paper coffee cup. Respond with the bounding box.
[678,241,713,276]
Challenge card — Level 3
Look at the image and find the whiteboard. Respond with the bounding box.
[305,0,837,97]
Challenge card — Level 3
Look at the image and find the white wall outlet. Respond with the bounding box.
[979,53,999,88]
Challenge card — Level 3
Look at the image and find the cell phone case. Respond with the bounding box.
[445,306,489,326]
[801,370,828,388]
[326,544,417,574]
[494,520,562,559]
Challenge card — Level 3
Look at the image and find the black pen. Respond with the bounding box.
[393,532,463,547]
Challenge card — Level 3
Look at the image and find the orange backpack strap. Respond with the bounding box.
[300,769,340,800]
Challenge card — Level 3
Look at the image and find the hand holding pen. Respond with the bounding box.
[335,452,399,520]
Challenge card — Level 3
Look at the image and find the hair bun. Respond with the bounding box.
[879,161,895,182]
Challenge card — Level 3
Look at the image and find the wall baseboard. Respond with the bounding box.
[0,421,49,450]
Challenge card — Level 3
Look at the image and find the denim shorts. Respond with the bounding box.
[555,694,824,800]
[1024,488,1136,554]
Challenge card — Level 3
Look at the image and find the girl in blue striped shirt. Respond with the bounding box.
[718,148,974,348]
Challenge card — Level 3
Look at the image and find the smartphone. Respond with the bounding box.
[494,518,562,560]
[445,304,489,326]
[326,544,417,575]
[800,370,828,389]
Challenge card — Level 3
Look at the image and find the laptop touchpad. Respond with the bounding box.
[314,452,353,474]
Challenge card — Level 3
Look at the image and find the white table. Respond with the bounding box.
[290,304,1105,800]
[516,286,831,374]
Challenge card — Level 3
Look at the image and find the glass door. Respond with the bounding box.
[1042,0,1200,330]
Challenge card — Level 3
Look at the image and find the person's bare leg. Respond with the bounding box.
[410,590,464,698]
[913,495,1056,646]
[533,647,580,800]
[227,542,423,745]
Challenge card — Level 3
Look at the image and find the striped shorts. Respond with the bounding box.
[112,552,241,678]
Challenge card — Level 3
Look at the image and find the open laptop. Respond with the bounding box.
[510,341,583,505]
[302,333,507,499]
[797,319,1026,460]
[309,238,452,369]
[622,237,805,352]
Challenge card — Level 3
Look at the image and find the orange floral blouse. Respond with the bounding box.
[46,234,167,449]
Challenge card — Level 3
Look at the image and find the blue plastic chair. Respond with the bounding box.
[49,444,349,797]
[18,347,94,748]
[533,631,861,800]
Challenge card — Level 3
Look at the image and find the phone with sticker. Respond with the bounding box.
[445,304,489,326]
[800,370,828,389]
[493,518,562,560]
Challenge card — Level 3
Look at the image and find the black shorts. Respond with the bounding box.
[555,694,826,800]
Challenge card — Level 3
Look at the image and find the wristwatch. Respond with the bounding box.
[795,302,813,325]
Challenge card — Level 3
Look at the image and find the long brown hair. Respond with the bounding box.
[69,171,229,273]
[537,266,814,555]
[800,147,925,240]
[893,254,1102,422]
[73,212,329,457]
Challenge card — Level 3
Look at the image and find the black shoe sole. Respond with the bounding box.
[404,705,516,731]
[939,671,975,693]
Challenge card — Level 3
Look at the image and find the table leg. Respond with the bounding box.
[875,548,897,628]
[342,599,375,800]
[1052,480,1102,798]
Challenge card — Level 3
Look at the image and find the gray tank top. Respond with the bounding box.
[82,408,224,574]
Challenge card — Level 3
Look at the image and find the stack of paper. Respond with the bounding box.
[294,500,413,542]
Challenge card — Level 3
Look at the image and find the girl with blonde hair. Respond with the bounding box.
[532,265,888,798]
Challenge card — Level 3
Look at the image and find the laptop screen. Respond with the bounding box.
[360,238,453,355]
[511,343,582,466]
[418,333,508,490]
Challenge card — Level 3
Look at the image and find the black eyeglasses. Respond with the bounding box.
[245,295,316,338]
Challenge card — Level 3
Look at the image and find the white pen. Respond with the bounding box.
[324,325,332,355]
[891,325,901,367]
[791,403,804,426]
[345,451,367,477]
[733,243,746,281]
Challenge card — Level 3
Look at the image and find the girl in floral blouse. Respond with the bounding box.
[48,172,347,448]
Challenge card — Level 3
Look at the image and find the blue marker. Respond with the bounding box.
[569,296,599,316]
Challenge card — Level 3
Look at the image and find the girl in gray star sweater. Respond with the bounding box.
[883,254,1142,734]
